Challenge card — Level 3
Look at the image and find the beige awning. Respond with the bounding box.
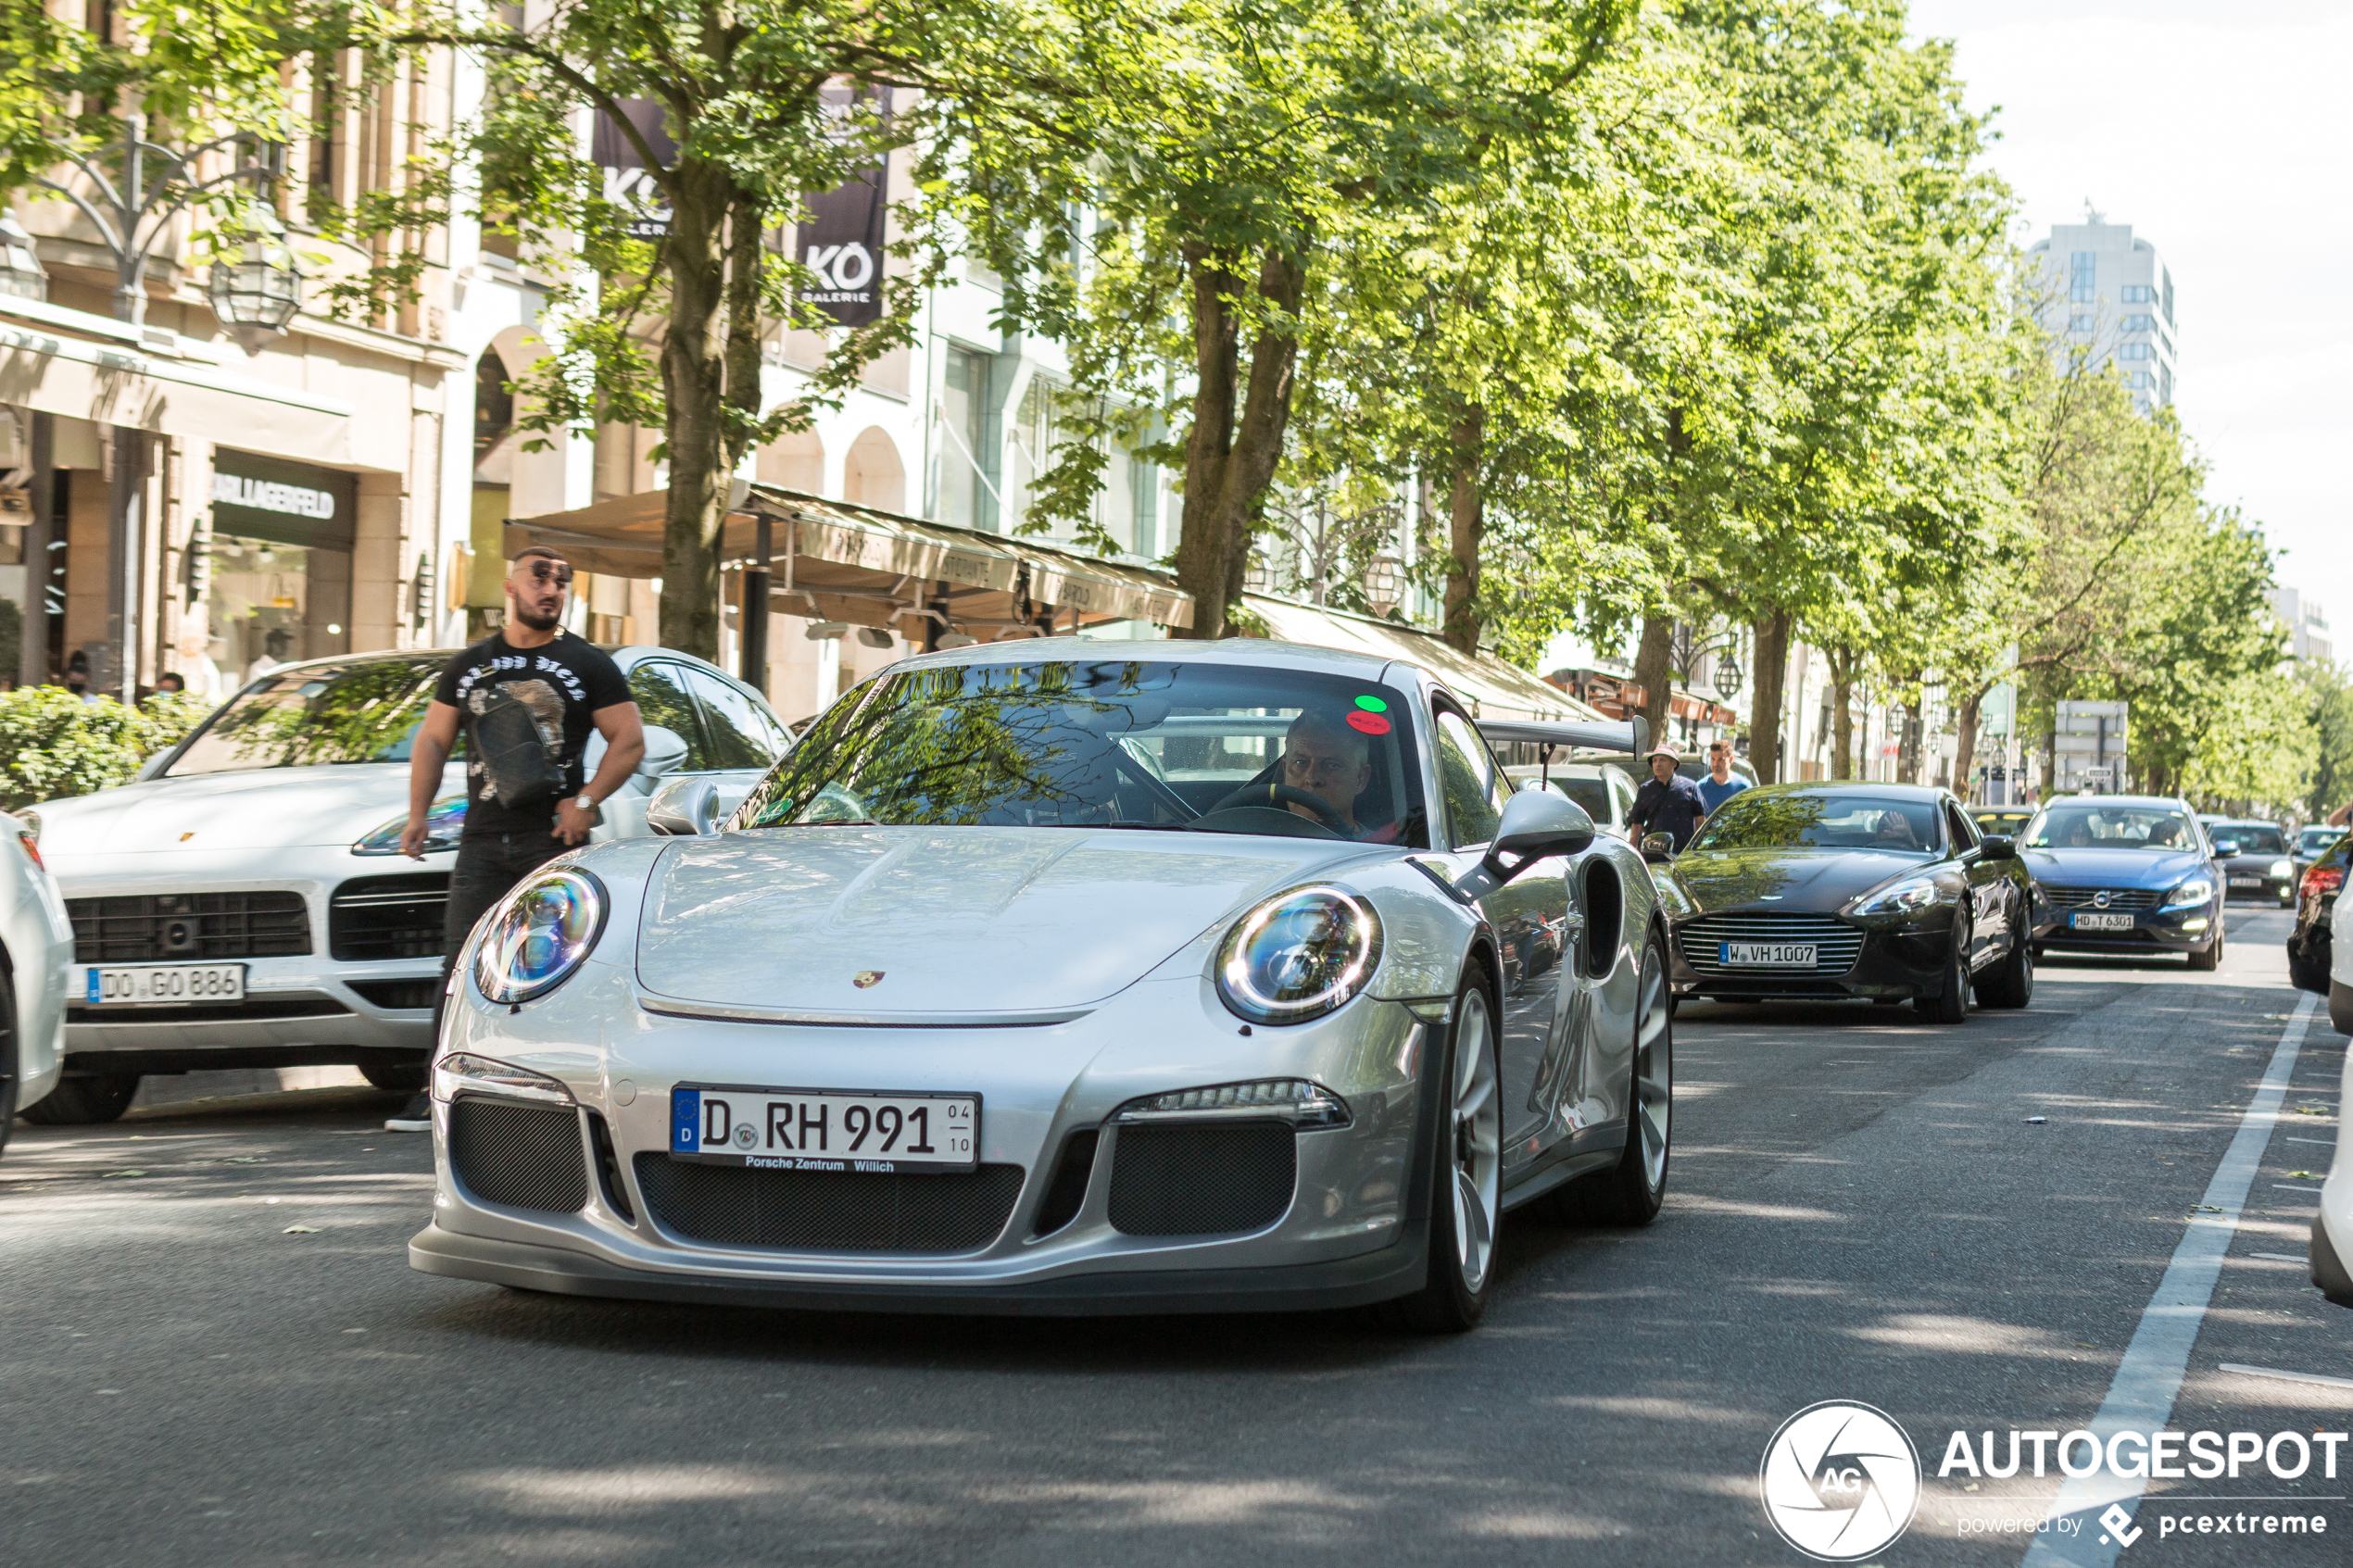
[510,485,1194,633]
[0,320,355,462]
[1241,594,1604,722]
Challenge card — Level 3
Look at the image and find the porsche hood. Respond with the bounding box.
[633,827,1382,1016]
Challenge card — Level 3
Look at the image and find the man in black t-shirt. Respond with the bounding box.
[384,546,645,1131]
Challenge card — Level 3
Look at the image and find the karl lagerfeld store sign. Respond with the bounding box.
[209,450,357,552]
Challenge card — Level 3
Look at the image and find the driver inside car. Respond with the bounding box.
[1279,711,1399,842]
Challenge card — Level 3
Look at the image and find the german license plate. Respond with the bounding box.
[1721,942,1817,968]
[669,1085,977,1173]
[83,963,245,1006]
[2070,911,2133,931]
[2228,876,2261,888]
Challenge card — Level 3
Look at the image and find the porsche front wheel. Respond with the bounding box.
[1385,967,1501,1334]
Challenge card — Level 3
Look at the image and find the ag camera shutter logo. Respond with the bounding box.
[1760,1401,1922,1561]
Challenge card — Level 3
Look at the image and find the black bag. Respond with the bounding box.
[468,684,565,806]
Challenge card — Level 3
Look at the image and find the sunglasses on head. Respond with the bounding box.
[521,561,573,587]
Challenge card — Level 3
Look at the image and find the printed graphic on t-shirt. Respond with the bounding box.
[465,677,565,805]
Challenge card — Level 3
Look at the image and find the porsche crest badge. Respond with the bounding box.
[853,971,886,988]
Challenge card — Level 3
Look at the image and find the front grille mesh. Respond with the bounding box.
[330,874,450,961]
[2041,885,2161,910]
[1108,1122,1296,1236]
[448,1098,589,1214]
[632,1155,1024,1253]
[69,891,310,963]
[1679,912,1865,977]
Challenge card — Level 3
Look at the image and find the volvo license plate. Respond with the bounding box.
[669,1085,978,1173]
[83,963,245,1007]
[1720,942,1818,968]
[2070,911,2133,931]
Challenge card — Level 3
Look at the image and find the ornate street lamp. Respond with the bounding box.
[1363,554,1406,616]
[0,215,47,300]
[206,203,302,355]
[1712,657,1743,701]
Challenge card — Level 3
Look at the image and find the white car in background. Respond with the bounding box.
[21,646,790,1125]
[0,812,74,1151]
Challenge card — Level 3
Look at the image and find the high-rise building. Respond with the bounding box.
[2027,214,2178,412]
[2270,587,2334,664]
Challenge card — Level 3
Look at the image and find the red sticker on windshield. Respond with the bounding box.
[1345,710,1391,735]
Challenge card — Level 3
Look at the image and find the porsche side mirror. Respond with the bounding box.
[1641,832,1676,863]
[647,775,720,836]
[1453,791,1596,901]
[1978,834,2018,861]
[638,723,690,778]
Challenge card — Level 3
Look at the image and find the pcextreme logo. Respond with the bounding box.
[1760,1401,1924,1562]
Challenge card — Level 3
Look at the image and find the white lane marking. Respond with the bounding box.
[2219,1362,2353,1393]
[2287,1136,2335,1145]
[2249,1251,2311,1262]
[2273,1184,2324,1193]
[2020,993,2317,1568]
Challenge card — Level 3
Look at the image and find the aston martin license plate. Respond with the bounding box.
[1721,942,1817,968]
[2070,911,2133,931]
[83,963,245,1006]
[669,1085,978,1173]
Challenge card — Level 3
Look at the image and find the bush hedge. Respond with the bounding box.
[0,688,214,812]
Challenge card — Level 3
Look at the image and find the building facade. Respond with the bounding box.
[2027,215,2179,413]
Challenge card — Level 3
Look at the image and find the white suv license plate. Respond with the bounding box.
[1721,942,1817,968]
[670,1085,978,1174]
[84,963,245,1006]
[2070,911,2134,931]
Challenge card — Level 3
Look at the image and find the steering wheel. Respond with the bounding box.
[1208,780,1353,836]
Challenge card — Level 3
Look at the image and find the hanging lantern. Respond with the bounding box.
[1712,657,1743,700]
[206,206,302,354]
[1363,554,1405,615]
[0,215,47,301]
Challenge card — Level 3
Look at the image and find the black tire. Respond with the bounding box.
[2187,923,2222,972]
[20,1072,141,1125]
[1975,924,2035,1010]
[1561,930,1674,1226]
[2289,950,2328,994]
[2332,980,2353,1038]
[359,1056,428,1093]
[1915,908,1971,1025]
[1382,965,1501,1335]
[0,960,16,1159]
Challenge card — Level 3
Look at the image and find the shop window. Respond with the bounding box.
[205,451,358,691]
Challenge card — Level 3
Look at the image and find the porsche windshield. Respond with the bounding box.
[737,660,1428,844]
[2025,803,2196,850]
[164,658,449,775]
[1689,792,1942,853]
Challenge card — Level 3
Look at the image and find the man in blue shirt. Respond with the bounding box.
[1697,738,1750,816]
[1629,746,1707,850]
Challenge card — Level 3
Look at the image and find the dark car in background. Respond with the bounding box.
[1657,782,2034,1023]
[2204,819,2296,907]
[2024,796,2224,971]
[2296,824,2345,872]
[2288,834,2349,994]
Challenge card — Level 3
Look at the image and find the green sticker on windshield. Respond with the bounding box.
[1353,695,1388,713]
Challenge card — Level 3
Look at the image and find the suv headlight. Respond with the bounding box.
[2163,876,2215,909]
[472,867,607,1004]
[1215,884,1382,1025]
[1848,872,1953,918]
[2270,859,2293,879]
[354,795,466,856]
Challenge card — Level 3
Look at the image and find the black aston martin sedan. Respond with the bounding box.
[1655,782,2036,1023]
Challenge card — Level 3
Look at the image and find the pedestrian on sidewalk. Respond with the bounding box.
[1696,737,1749,816]
[383,546,644,1132]
[1628,745,1706,851]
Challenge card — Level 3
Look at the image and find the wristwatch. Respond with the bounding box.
[571,794,603,823]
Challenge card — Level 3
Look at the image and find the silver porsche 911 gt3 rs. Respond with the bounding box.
[409,639,1674,1330]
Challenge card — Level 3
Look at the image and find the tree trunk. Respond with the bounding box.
[1830,647,1855,781]
[1173,244,1304,640]
[1952,688,1983,804]
[1631,613,1675,753]
[1748,608,1792,784]
[658,158,734,659]
[1441,408,1484,655]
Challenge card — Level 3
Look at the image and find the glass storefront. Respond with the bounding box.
[200,450,358,694]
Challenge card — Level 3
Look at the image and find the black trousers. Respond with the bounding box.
[433,830,573,1047]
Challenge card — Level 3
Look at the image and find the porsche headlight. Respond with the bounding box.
[432,1050,576,1106]
[2163,876,2215,909]
[1849,873,1952,918]
[472,867,607,1004]
[354,795,466,856]
[1215,884,1382,1025]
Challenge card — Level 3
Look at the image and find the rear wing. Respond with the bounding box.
[1476,717,1649,758]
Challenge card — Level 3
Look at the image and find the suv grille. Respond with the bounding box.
[1679,912,1865,977]
[632,1154,1024,1253]
[69,891,310,964]
[2041,886,2160,910]
[1108,1122,1296,1236]
[330,874,450,961]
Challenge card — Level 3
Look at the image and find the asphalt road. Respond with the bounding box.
[4,905,2345,1567]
